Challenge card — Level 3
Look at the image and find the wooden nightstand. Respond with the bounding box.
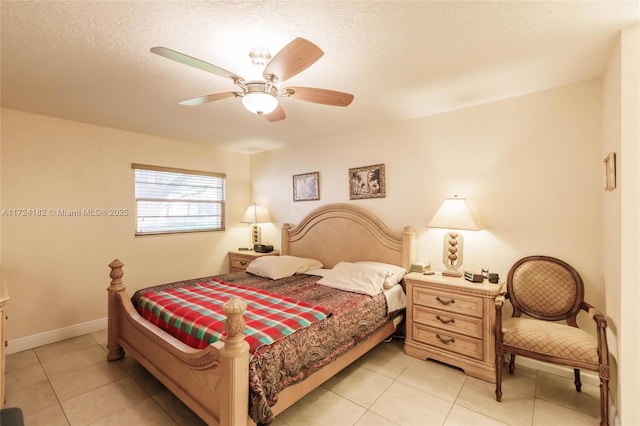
[228,250,279,272]
[404,272,502,383]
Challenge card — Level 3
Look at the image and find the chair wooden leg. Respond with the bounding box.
[600,370,610,426]
[495,352,503,402]
[574,368,582,392]
[509,353,516,374]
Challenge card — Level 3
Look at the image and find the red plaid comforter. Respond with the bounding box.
[136,278,331,353]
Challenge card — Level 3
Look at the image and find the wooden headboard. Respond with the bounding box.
[281,203,415,270]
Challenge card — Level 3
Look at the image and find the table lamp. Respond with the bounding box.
[427,196,481,277]
[241,203,271,248]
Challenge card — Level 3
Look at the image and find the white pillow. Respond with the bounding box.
[317,262,386,296]
[356,261,407,288]
[245,255,323,280]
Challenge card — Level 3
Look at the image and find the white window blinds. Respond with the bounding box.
[133,164,226,235]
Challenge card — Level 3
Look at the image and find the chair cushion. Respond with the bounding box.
[502,317,598,365]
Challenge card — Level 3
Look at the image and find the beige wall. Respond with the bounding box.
[613,24,640,426]
[602,25,640,426]
[1,109,251,340]
[0,114,3,266]
[602,26,623,416]
[252,79,605,321]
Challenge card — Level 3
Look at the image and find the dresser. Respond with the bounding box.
[228,250,279,272]
[0,270,9,407]
[404,272,502,383]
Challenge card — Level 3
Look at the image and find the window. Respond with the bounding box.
[132,164,226,235]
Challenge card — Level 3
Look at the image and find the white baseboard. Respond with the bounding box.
[515,357,600,387]
[6,317,108,355]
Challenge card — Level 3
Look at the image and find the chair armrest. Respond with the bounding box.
[494,295,506,342]
[588,307,605,319]
[582,301,607,325]
[495,295,505,319]
[581,301,610,367]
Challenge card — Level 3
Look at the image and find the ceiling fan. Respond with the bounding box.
[150,38,354,122]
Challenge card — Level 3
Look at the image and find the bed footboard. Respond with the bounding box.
[106,260,251,426]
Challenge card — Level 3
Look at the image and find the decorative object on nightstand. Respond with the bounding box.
[410,262,431,273]
[241,203,271,248]
[464,271,484,282]
[427,196,481,277]
[254,244,274,253]
[228,250,279,272]
[404,272,502,382]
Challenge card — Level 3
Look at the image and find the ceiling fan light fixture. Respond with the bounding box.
[242,82,279,115]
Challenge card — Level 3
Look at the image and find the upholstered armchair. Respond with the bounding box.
[494,256,609,426]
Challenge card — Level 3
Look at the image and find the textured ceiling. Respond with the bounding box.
[1,1,638,153]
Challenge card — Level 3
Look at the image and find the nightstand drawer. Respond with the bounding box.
[413,305,483,339]
[412,323,483,361]
[228,250,279,272]
[412,287,483,318]
[230,257,253,271]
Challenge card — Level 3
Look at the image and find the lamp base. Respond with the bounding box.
[251,224,262,245]
[442,270,463,278]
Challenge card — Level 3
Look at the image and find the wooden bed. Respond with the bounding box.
[107,203,415,426]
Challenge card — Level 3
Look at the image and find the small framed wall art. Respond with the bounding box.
[604,152,616,191]
[293,172,320,201]
[349,163,386,200]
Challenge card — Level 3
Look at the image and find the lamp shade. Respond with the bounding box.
[241,204,271,224]
[427,196,481,231]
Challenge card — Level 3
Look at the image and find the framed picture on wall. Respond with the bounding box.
[349,164,386,200]
[604,152,616,191]
[293,172,320,201]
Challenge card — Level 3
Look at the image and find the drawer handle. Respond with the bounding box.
[239,261,248,266]
[436,315,455,324]
[436,296,455,305]
[435,334,456,344]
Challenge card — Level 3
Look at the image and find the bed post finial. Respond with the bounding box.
[108,259,125,289]
[107,259,125,361]
[221,298,249,353]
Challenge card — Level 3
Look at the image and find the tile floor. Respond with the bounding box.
[4,330,601,426]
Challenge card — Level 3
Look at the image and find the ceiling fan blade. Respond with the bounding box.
[263,38,324,83]
[284,87,354,107]
[265,103,286,122]
[151,47,244,82]
[179,92,239,106]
